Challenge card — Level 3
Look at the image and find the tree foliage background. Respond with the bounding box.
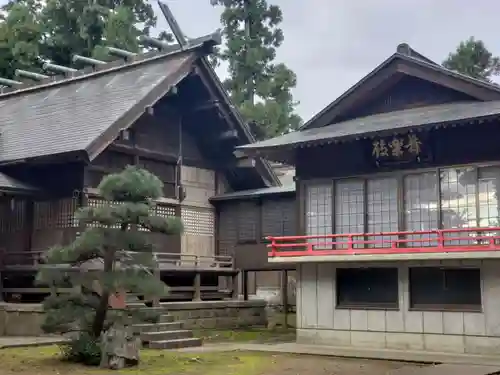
[210,0,302,140]
[443,37,500,82]
[0,0,172,78]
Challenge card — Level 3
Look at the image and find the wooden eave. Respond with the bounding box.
[193,58,281,188]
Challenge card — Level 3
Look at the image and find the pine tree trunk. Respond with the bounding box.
[91,250,114,338]
[243,0,255,105]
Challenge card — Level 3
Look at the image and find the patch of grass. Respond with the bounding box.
[0,345,271,375]
[195,328,296,343]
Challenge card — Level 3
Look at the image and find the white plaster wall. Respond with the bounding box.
[296,260,500,355]
[180,166,216,257]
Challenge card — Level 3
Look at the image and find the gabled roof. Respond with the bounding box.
[0,32,280,188]
[300,43,500,131]
[0,50,196,163]
[239,100,500,160]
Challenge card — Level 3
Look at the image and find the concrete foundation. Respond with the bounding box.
[0,300,267,336]
[296,259,500,355]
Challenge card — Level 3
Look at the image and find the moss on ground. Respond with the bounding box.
[194,327,296,343]
[0,345,271,375]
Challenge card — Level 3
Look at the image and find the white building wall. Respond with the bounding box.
[296,259,500,355]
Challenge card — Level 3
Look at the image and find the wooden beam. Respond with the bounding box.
[191,100,220,113]
[219,129,238,141]
[236,158,256,168]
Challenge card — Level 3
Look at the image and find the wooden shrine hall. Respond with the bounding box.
[0,18,282,302]
[236,43,500,355]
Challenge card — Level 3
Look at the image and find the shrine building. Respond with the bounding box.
[237,43,500,355]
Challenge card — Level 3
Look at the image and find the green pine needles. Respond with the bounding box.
[36,166,183,340]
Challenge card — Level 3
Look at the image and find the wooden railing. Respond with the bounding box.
[0,249,45,268]
[154,252,233,269]
[0,249,234,270]
[267,227,500,257]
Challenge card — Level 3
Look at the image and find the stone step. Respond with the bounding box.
[142,330,193,342]
[133,321,183,333]
[159,314,175,323]
[147,337,202,350]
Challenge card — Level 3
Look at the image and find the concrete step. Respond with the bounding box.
[147,337,202,350]
[127,302,147,308]
[133,322,183,333]
[159,314,175,323]
[142,330,193,342]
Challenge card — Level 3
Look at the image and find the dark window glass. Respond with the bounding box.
[336,268,399,309]
[409,267,482,311]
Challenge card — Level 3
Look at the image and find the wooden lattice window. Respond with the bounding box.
[34,198,78,230]
[181,206,214,236]
[0,198,27,233]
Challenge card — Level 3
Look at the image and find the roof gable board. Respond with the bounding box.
[301,45,500,131]
[339,75,477,122]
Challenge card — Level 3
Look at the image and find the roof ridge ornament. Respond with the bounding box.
[0,77,22,87]
[42,62,78,77]
[106,47,137,62]
[15,69,49,82]
[72,55,107,69]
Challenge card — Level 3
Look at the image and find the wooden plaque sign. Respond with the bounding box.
[370,133,430,166]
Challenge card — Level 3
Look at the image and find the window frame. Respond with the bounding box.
[408,266,482,312]
[335,267,400,310]
[302,164,500,247]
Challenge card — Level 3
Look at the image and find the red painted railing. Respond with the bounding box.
[267,227,500,258]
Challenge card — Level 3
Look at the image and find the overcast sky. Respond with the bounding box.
[2,0,499,121]
[155,0,500,121]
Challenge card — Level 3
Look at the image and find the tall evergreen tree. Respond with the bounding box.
[443,37,500,82]
[211,0,302,140]
[0,0,172,77]
[0,1,43,78]
[37,166,183,365]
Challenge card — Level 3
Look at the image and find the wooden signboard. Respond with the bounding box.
[370,133,431,166]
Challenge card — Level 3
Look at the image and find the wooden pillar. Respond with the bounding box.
[231,272,239,300]
[242,270,249,301]
[281,269,288,328]
[193,272,201,301]
[25,198,35,254]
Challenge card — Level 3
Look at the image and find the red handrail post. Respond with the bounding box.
[437,229,444,249]
[268,236,277,257]
[307,243,313,254]
[347,235,353,251]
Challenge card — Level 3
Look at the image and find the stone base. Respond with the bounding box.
[162,300,267,329]
[297,328,500,356]
[0,300,267,336]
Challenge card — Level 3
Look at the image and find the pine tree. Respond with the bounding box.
[443,37,500,82]
[36,166,183,364]
[211,0,302,140]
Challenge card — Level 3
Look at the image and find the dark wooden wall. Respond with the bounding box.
[216,194,296,270]
[296,120,500,181]
[0,163,84,259]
